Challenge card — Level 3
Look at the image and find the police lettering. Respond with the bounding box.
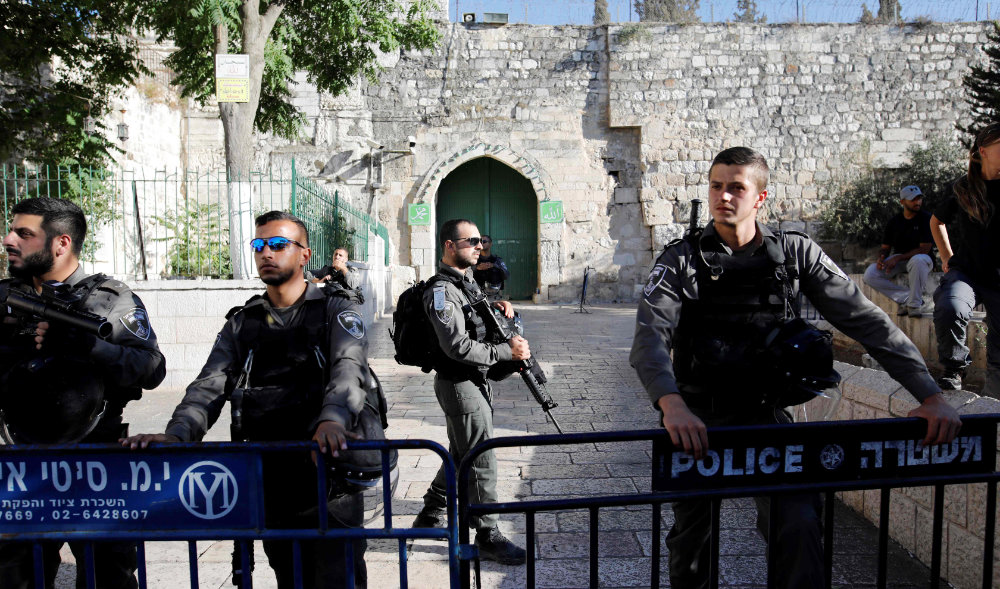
[671,445,805,478]
[859,436,982,469]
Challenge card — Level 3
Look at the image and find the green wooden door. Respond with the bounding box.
[436,158,538,299]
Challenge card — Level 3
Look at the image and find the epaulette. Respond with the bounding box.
[225,294,266,320]
[94,278,129,295]
[781,229,810,239]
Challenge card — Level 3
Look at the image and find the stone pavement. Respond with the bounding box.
[51,303,942,588]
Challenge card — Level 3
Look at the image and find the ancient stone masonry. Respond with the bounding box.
[132,21,991,302]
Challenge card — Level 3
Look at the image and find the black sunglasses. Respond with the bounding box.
[453,237,484,247]
[250,236,305,252]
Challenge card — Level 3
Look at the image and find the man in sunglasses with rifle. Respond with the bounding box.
[410,219,529,565]
[122,211,371,588]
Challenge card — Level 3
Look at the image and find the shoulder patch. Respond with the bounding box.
[819,253,849,281]
[433,284,447,311]
[120,307,152,340]
[435,301,455,325]
[337,310,365,340]
[643,264,667,297]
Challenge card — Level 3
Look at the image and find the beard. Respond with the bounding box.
[8,247,54,282]
[260,267,295,286]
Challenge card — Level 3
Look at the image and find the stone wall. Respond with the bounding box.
[819,362,1000,589]
[119,21,992,302]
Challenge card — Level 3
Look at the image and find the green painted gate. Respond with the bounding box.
[436,158,538,299]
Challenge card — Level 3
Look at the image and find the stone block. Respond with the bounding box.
[641,199,673,226]
[840,367,899,411]
[886,490,917,553]
[614,187,638,204]
[174,316,227,344]
[946,523,987,589]
[410,230,434,250]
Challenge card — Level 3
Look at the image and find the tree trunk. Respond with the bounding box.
[216,1,283,279]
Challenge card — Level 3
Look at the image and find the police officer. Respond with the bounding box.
[307,247,361,290]
[410,219,528,565]
[631,147,962,589]
[472,234,510,299]
[122,211,370,589]
[0,197,165,589]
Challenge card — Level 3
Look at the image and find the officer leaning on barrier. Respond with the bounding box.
[122,211,370,589]
[411,219,529,565]
[0,197,166,589]
[630,147,962,589]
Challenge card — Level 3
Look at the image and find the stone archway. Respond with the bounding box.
[408,143,560,296]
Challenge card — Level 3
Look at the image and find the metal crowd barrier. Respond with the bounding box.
[457,415,1000,589]
[0,439,460,589]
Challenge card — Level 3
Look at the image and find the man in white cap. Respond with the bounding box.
[862,185,934,316]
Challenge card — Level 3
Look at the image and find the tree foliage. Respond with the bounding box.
[138,0,440,173]
[820,137,965,247]
[634,0,700,23]
[594,0,611,25]
[859,4,876,24]
[877,0,902,23]
[960,21,1000,144]
[733,0,766,23]
[0,1,148,165]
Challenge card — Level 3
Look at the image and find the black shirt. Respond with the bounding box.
[934,179,1000,285]
[883,210,933,254]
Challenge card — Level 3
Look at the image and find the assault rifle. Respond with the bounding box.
[469,294,564,434]
[2,281,112,339]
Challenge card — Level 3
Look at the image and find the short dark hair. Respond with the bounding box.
[709,147,769,191]
[11,197,87,255]
[439,219,476,248]
[481,234,492,241]
[254,211,309,247]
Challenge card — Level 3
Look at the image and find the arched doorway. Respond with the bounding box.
[436,157,538,299]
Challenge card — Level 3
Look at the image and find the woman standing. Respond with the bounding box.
[930,122,1000,394]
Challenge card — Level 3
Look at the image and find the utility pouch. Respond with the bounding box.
[328,367,398,495]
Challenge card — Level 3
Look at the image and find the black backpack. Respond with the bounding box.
[390,279,442,373]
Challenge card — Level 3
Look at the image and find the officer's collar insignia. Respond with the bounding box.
[337,310,365,340]
[644,264,666,297]
[120,307,151,340]
[435,301,455,325]
[819,253,849,281]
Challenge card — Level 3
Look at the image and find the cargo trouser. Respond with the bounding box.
[933,267,1000,396]
[665,405,824,589]
[862,253,933,308]
[423,375,498,531]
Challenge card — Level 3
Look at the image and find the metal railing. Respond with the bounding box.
[0,439,460,589]
[458,416,1000,589]
[1,161,387,279]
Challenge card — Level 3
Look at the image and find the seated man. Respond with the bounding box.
[307,247,361,290]
[862,185,934,317]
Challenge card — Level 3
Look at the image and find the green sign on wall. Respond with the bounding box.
[540,201,564,224]
[408,203,431,225]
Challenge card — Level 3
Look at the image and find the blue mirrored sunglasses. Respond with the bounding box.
[249,236,305,252]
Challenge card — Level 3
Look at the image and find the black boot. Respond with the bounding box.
[475,526,526,565]
[412,506,447,529]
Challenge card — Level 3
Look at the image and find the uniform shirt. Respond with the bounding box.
[630,222,940,408]
[0,265,165,422]
[882,210,933,254]
[424,263,513,373]
[306,265,361,290]
[933,179,1000,285]
[164,283,369,442]
[473,254,510,290]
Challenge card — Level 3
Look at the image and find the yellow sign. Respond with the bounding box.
[215,54,250,103]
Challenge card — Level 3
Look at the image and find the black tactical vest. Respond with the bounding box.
[674,231,797,394]
[230,295,329,441]
[430,272,490,381]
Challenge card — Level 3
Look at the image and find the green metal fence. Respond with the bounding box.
[1,161,388,279]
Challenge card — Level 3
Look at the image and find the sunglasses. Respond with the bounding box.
[453,237,484,247]
[250,236,305,252]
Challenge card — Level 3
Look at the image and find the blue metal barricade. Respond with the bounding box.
[457,415,1000,589]
[0,439,460,589]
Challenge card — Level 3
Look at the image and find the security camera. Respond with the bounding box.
[407,136,417,148]
[364,138,382,150]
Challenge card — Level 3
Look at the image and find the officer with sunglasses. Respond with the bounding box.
[473,234,510,300]
[123,211,370,589]
[410,219,529,565]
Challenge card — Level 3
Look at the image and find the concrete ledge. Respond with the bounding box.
[809,361,1000,589]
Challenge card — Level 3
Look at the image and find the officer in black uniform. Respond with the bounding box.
[307,247,361,290]
[410,219,528,565]
[0,197,165,589]
[122,211,370,589]
[472,235,509,299]
[631,147,962,589]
